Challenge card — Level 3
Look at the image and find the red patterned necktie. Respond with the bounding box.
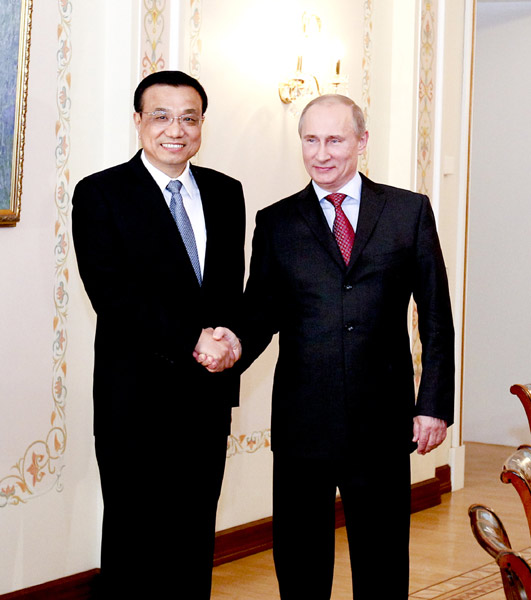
[325,193,355,264]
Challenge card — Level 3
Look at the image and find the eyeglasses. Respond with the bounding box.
[140,111,205,129]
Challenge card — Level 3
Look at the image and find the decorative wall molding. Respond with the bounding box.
[141,0,168,78]
[189,0,202,79]
[412,0,438,391]
[227,429,271,458]
[50,0,72,494]
[359,0,373,176]
[417,0,437,198]
[0,0,70,508]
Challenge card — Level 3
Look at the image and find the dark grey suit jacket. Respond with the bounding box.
[241,174,454,459]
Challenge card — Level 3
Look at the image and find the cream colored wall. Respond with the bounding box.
[0,0,472,593]
[409,0,474,490]
[0,0,144,594]
[1,2,99,594]
[368,0,419,187]
[463,0,531,447]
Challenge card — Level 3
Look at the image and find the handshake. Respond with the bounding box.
[193,327,241,373]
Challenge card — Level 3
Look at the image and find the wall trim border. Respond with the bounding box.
[0,570,98,600]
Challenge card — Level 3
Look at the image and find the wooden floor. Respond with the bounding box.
[211,442,531,599]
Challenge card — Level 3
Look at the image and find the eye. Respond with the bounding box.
[153,112,169,121]
[181,115,199,126]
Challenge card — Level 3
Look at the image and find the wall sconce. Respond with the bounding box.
[278,13,322,106]
[278,13,348,109]
[278,54,321,105]
[326,55,349,96]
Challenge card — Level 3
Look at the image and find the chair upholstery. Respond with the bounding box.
[501,445,531,538]
[468,503,531,599]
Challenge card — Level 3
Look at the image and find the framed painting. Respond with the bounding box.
[0,0,33,226]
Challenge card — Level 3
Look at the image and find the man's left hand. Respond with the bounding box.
[413,416,447,455]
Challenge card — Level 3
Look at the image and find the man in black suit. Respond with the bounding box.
[202,94,454,598]
[72,71,245,599]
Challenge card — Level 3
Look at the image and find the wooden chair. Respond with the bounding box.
[510,384,531,433]
[468,503,531,599]
[501,445,531,538]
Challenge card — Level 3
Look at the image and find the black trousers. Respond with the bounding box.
[94,403,232,599]
[272,450,411,599]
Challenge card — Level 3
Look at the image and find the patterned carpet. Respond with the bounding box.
[409,548,531,599]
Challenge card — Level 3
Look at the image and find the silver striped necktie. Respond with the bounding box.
[166,179,202,285]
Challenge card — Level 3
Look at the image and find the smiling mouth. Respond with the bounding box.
[162,143,184,149]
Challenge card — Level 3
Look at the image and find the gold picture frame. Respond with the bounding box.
[0,0,33,226]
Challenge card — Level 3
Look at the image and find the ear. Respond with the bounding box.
[357,130,369,154]
[133,112,142,132]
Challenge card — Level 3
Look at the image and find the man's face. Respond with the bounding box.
[133,84,203,178]
[300,102,368,192]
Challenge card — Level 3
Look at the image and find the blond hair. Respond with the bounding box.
[298,94,366,138]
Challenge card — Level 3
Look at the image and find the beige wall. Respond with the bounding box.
[464,0,531,446]
[0,0,472,593]
[0,2,102,594]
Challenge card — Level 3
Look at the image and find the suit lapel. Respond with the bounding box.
[346,174,386,273]
[190,165,220,285]
[296,182,346,269]
[296,176,387,272]
[126,151,175,232]
[126,152,202,283]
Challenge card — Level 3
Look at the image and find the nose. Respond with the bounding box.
[164,118,185,136]
[315,142,330,162]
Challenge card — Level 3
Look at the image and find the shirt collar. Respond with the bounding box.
[140,150,194,196]
[312,172,362,203]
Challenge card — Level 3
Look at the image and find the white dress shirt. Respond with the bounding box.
[313,171,362,233]
[141,151,207,276]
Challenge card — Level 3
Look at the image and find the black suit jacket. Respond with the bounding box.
[241,174,454,459]
[72,151,245,442]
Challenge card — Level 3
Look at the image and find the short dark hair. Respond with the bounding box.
[133,71,208,114]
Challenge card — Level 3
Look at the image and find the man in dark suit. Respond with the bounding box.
[202,94,454,598]
[72,71,245,599]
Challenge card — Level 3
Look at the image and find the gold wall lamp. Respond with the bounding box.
[278,13,348,107]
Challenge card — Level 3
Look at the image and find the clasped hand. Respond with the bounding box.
[193,327,241,373]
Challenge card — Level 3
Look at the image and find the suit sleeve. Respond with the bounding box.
[238,210,281,371]
[412,196,455,426]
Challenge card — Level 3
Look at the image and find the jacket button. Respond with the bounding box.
[345,323,355,332]
[344,284,353,291]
